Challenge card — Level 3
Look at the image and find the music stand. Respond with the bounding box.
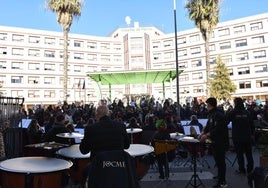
[153,139,177,188]
[182,138,205,188]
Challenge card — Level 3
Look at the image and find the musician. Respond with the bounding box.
[152,119,172,179]
[199,97,229,188]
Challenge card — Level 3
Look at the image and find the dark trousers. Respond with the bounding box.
[156,153,169,177]
[213,147,226,183]
[233,140,254,173]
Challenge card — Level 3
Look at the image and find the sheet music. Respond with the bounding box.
[183,125,200,135]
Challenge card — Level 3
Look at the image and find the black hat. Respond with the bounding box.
[206,97,217,107]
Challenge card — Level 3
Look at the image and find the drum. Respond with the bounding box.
[0,157,72,188]
[125,144,154,180]
[56,144,91,185]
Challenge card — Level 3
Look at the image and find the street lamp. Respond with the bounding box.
[174,0,180,118]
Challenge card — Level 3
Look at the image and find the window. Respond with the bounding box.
[44,63,55,71]
[250,22,263,31]
[153,53,161,60]
[12,34,24,42]
[219,42,231,50]
[87,54,97,61]
[12,48,23,56]
[178,49,187,56]
[28,76,39,84]
[11,62,24,70]
[44,50,55,58]
[28,63,40,70]
[59,51,70,58]
[163,40,173,47]
[28,90,40,98]
[0,75,6,84]
[11,76,23,83]
[0,33,7,41]
[256,80,268,88]
[236,52,248,61]
[44,37,56,45]
[228,68,234,76]
[0,47,7,55]
[255,64,268,73]
[189,34,200,42]
[152,42,160,48]
[252,36,265,44]
[74,65,83,72]
[180,87,190,94]
[100,43,110,50]
[233,25,246,34]
[28,49,40,57]
[209,44,216,51]
[100,55,110,62]
[178,37,186,44]
[44,77,55,84]
[87,42,97,49]
[29,36,40,43]
[191,60,202,67]
[192,72,203,80]
[163,52,173,59]
[179,74,189,81]
[74,53,84,60]
[190,47,201,55]
[113,43,122,50]
[239,81,251,89]
[44,90,56,98]
[218,28,230,36]
[222,55,232,63]
[235,39,247,47]
[179,61,188,68]
[0,61,7,69]
[74,40,84,47]
[209,57,216,65]
[238,67,250,75]
[253,50,266,59]
[193,86,204,93]
[11,90,24,98]
[59,39,70,46]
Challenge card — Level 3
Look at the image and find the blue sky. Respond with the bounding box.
[0,0,268,36]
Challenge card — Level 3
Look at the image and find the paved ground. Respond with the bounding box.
[66,148,261,188]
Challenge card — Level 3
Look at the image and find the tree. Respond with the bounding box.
[185,0,220,97]
[46,0,83,102]
[209,56,236,101]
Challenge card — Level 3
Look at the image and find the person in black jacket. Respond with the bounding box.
[226,97,254,175]
[79,105,130,160]
[152,119,172,179]
[199,97,229,188]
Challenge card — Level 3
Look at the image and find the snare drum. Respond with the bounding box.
[56,144,91,185]
[125,144,154,180]
[0,157,72,188]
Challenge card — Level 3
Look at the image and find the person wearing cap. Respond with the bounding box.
[152,119,172,179]
[199,97,229,188]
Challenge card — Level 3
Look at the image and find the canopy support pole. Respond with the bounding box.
[162,82,165,99]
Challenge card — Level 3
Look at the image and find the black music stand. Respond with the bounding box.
[153,139,177,188]
[183,139,205,188]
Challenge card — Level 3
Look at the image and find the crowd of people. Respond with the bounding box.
[22,95,268,188]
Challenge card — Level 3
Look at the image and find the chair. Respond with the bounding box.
[153,139,177,188]
[87,150,139,188]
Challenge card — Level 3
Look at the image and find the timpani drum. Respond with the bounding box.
[125,144,154,180]
[0,157,72,188]
[56,144,91,185]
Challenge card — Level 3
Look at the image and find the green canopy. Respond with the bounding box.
[87,69,181,85]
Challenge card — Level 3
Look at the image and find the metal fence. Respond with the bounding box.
[0,97,25,159]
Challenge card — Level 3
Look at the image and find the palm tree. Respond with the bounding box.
[46,0,83,102]
[185,0,220,97]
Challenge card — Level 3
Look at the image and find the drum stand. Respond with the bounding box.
[185,142,205,188]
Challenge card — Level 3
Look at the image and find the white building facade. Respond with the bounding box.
[0,13,268,108]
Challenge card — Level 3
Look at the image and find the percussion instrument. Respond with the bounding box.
[126,128,143,143]
[125,144,154,180]
[56,144,90,185]
[0,156,72,188]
